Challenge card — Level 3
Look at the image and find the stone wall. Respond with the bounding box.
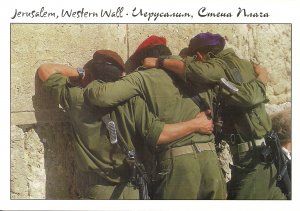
[10,24,291,199]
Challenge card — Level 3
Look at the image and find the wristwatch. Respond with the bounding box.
[77,67,85,80]
[157,57,165,69]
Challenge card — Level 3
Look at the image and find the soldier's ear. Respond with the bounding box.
[196,52,205,62]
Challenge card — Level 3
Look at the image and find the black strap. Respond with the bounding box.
[265,131,291,199]
[101,114,150,200]
[221,58,243,84]
[191,95,210,111]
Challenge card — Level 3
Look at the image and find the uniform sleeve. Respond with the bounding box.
[84,72,144,108]
[222,79,269,107]
[131,97,164,151]
[183,57,269,107]
[182,56,226,84]
[42,73,71,110]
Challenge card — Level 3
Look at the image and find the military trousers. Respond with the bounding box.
[227,146,287,200]
[152,143,227,199]
[84,182,139,200]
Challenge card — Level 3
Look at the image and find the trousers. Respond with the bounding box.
[84,182,139,199]
[227,146,287,200]
[153,143,227,199]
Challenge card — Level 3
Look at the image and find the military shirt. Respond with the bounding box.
[85,68,214,150]
[184,48,271,140]
[43,73,164,183]
[184,48,269,107]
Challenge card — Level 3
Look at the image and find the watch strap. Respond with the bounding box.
[77,67,85,80]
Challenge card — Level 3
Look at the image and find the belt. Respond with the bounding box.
[230,138,265,155]
[158,142,215,161]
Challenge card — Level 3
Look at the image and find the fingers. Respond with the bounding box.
[143,58,157,68]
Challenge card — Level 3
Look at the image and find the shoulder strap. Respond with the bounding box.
[221,57,243,84]
[101,113,150,199]
[101,114,133,156]
[191,94,210,111]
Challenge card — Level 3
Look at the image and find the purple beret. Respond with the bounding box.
[189,32,225,52]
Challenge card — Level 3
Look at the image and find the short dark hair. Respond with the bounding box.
[137,45,172,63]
[91,61,122,82]
[271,108,292,144]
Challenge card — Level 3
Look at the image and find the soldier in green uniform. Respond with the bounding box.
[84,36,227,199]
[37,50,213,200]
[142,32,286,199]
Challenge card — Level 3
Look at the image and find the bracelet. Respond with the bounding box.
[156,57,165,69]
[77,67,85,80]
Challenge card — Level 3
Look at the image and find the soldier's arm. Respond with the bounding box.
[132,97,213,149]
[158,112,213,144]
[38,64,80,82]
[84,73,143,108]
[36,64,80,110]
[143,57,186,75]
[144,57,269,107]
[143,57,225,84]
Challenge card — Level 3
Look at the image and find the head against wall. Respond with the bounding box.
[86,50,125,82]
[188,32,226,57]
[132,35,172,64]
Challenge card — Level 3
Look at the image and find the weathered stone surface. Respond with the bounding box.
[11,24,127,112]
[10,24,291,199]
[266,102,291,115]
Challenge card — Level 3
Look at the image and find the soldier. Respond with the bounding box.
[84,36,227,199]
[142,32,287,199]
[37,50,213,199]
[271,108,292,161]
[271,108,292,196]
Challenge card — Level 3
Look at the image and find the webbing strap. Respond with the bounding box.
[222,58,243,84]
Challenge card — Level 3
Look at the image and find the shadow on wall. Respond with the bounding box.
[31,72,88,199]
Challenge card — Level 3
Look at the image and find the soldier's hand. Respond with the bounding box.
[204,109,212,119]
[253,63,269,85]
[142,57,157,69]
[194,112,214,135]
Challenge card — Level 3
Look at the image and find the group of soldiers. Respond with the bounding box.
[37,32,291,200]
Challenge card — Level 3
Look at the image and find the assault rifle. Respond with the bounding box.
[191,78,239,146]
[213,78,239,146]
[102,114,150,200]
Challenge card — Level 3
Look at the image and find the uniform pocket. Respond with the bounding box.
[155,158,172,181]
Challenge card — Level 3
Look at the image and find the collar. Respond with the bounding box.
[216,48,236,58]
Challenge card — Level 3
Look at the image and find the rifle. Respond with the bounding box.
[213,78,239,147]
[262,131,291,199]
[191,78,239,147]
[102,114,151,200]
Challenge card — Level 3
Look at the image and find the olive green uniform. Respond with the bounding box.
[183,48,286,199]
[85,69,227,199]
[43,73,165,199]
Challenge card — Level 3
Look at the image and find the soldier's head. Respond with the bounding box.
[86,50,125,82]
[271,108,292,151]
[133,35,172,64]
[188,32,226,60]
